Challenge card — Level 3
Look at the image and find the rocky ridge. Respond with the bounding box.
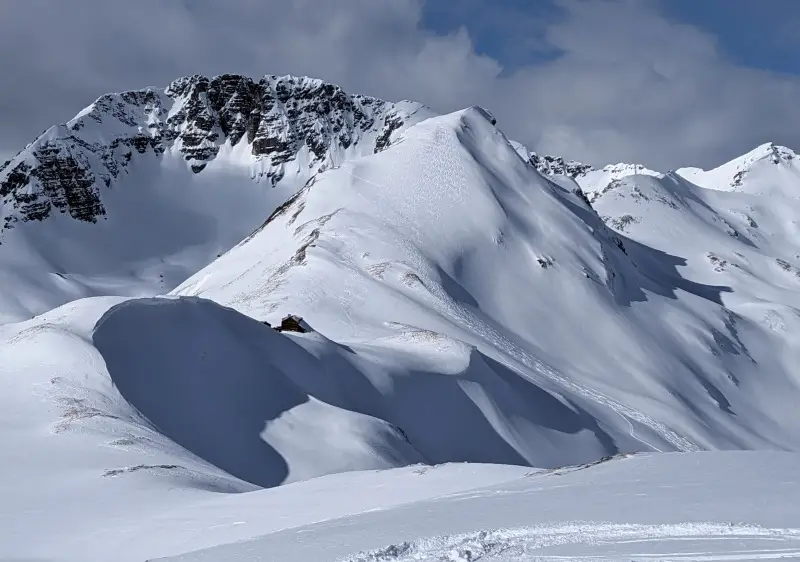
[0,74,427,237]
[529,153,594,178]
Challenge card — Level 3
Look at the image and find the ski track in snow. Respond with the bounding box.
[341,523,800,562]
[344,151,697,454]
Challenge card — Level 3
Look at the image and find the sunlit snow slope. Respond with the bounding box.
[175,106,800,458]
[167,452,800,562]
[4,75,800,561]
[0,74,431,322]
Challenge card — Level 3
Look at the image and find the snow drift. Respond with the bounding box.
[93,297,424,487]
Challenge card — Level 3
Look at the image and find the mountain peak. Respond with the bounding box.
[701,142,797,175]
[0,73,433,238]
[741,142,796,166]
[676,141,800,192]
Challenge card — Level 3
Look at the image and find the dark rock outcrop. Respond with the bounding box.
[275,314,308,333]
[0,73,425,238]
[530,153,594,179]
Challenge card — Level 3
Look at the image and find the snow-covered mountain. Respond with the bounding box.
[525,151,664,202]
[173,107,800,457]
[0,74,432,322]
[676,141,800,194]
[4,73,800,561]
[530,141,800,202]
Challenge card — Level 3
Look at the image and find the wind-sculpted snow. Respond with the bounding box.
[92,297,423,487]
[1,293,639,496]
[88,295,651,473]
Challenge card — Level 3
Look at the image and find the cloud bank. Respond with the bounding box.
[2,0,799,169]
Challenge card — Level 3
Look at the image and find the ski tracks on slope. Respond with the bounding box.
[342,131,699,454]
[341,523,800,562]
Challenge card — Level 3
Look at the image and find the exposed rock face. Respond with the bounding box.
[0,73,426,238]
[274,314,308,333]
[529,153,594,178]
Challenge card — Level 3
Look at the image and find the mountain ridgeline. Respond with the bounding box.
[0,73,428,233]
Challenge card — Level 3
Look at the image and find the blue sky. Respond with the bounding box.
[423,0,800,75]
[422,0,564,71]
[664,0,799,75]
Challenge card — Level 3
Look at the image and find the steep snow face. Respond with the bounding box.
[676,142,800,194]
[587,171,800,450]
[0,74,433,322]
[175,106,800,458]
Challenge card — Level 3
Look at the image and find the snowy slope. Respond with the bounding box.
[0,296,425,493]
[175,107,692,456]
[4,445,800,561]
[585,167,800,451]
[0,74,432,322]
[676,142,800,194]
[174,106,800,458]
[4,74,800,561]
[167,452,800,562]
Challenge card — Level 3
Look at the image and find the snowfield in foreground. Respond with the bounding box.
[2,73,800,560]
[176,106,800,457]
[161,452,800,562]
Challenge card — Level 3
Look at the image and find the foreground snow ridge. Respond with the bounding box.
[344,523,800,562]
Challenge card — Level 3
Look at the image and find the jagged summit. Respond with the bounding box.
[0,73,434,322]
[529,153,594,178]
[0,73,431,233]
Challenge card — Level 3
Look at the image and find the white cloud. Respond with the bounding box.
[492,0,800,169]
[1,0,799,169]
